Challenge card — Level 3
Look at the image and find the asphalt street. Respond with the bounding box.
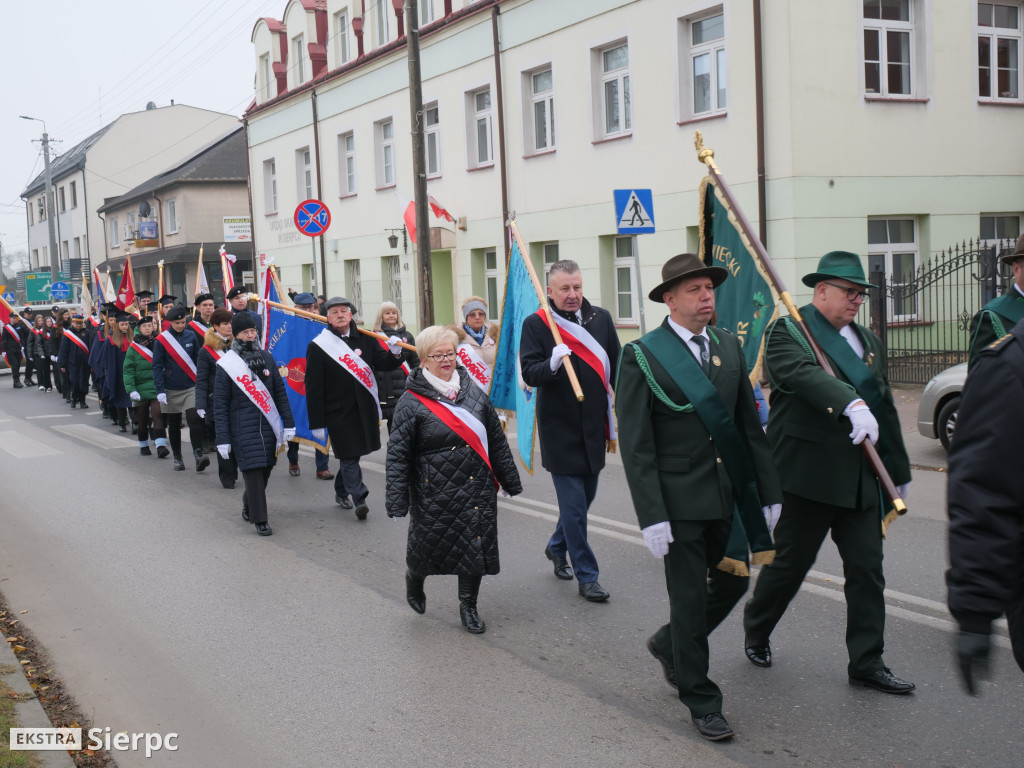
[0,383,1019,768]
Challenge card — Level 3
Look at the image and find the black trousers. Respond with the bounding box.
[36,357,52,389]
[242,466,274,524]
[165,408,204,457]
[744,491,886,678]
[23,356,35,382]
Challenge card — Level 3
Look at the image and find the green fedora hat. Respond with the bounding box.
[801,251,872,289]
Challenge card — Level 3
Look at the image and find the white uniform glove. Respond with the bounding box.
[157,393,168,405]
[844,399,879,445]
[50,355,58,362]
[499,488,511,498]
[762,503,783,534]
[387,335,403,354]
[312,428,327,442]
[641,521,674,559]
[549,343,572,372]
[195,408,206,419]
[129,391,141,401]
[217,444,231,460]
[282,427,296,442]
[896,482,910,501]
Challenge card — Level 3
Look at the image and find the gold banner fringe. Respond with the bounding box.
[715,557,750,578]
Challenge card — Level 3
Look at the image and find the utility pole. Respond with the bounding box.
[405,0,434,329]
[20,116,60,285]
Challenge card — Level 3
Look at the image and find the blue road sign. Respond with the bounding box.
[294,199,331,237]
[614,189,655,234]
[2,292,15,303]
[50,281,71,301]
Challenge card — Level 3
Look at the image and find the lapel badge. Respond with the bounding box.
[711,355,722,367]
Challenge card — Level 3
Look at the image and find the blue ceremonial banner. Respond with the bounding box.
[263,305,329,454]
[489,236,541,473]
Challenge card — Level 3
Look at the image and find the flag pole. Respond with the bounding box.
[508,219,584,402]
[157,260,165,326]
[194,243,205,300]
[250,295,417,352]
[694,131,906,517]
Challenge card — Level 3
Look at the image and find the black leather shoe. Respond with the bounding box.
[578,581,610,602]
[255,522,273,536]
[745,638,772,668]
[354,494,369,520]
[173,456,185,471]
[12,381,23,389]
[406,570,426,615]
[544,546,573,580]
[118,424,127,433]
[242,505,250,523]
[849,667,915,694]
[692,712,734,741]
[335,494,353,510]
[79,401,88,409]
[156,446,170,459]
[194,449,210,472]
[646,637,677,689]
[70,401,76,408]
[459,604,486,634]
[140,446,152,456]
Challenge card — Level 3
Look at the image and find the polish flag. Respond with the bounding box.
[115,253,137,310]
[396,194,417,245]
[428,195,455,224]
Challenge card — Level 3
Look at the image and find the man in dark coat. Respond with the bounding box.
[617,254,782,742]
[153,305,206,472]
[305,296,411,518]
[967,234,1024,369]
[743,251,914,694]
[947,318,1024,694]
[227,286,261,326]
[2,312,27,388]
[58,313,92,407]
[520,259,621,602]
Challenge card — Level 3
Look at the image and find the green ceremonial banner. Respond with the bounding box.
[698,178,777,375]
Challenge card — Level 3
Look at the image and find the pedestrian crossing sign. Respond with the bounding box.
[614,189,655,234]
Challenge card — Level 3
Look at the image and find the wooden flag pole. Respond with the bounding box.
[252,295,417,353]
[156,261,165,325]
[508,220,584,402]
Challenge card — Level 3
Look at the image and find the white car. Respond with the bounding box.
[917,362,967,451]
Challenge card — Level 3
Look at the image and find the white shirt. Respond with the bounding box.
[839,323,865,359]
[667,316,710,366]
[1015,283,1024,299]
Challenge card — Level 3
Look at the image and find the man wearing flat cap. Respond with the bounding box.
[968,233,1024,369]
[743,251,914,695]
[305,297,411,519]
[616,253,781,742]
[227,286,261,327]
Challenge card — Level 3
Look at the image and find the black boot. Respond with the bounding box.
[458,574,485,634]
[140,445,152,456]
[194,447,210,472]
[173,455,185,471]
[241,493,250,523]
[406,570,426,614]
[156,445,170,459]
[13,378,23,389]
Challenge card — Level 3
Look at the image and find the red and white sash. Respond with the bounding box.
[456,343,492,392]
[3,323,19,342]
[409,391,498,489]
[376,336,411,376]
[541,309,617,441]
[64,331,89,354]
[216,350,284,448]
[129,341,154,362]
[202,344,224,362]
[156,330,198,382]
[312,328,381,418]
[189,319,208,338]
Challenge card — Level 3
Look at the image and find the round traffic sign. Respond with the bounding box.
[50,281,71,301]
[294,199,331,237]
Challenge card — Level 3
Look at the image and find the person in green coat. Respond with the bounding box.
[617,254,782,742]
[967,234,1024,369]
[743,251,914,694]
[123,315,168,458]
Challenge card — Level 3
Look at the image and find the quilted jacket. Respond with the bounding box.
[195,328,231,422]
[123,334,157,401]
[373,324,418,423]
[386,366,522,576]
[152,327,201,393]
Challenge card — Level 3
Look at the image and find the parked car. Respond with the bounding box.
[917,362,967,451]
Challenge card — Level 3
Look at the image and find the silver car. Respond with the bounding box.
[917,362,967,451]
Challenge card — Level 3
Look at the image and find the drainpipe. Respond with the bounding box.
[491,6,510,265]
[311,89,327,293]
[243,118,258,280]
[753,0,767,248]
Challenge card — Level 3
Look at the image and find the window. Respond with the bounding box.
[58,186,66,213]
[263,159,278,213]
[293,35,305,84]
[485,249,499,318]
[375,119,396,187]
[614,236,638,322]
[598,41,631,138]
[425,104,441,177]
[868,217,917,319]
[38,196,46,220]
[384,255,403,314]
[542,242,560,283]
[978,2,1022,100]
[297,147,313,200]
[335,10,350,66]
[260,54,272,101]
[127,212,137,240]
[110,217,120,247]
[420,0,434,26]
[468,87,493,166]
[526,68,555,152]
[339,132,356,196]
[70,180,77,208]
[684,11,726,117]
[345,259,362,316]
[166,199,178,234]
[376,2,389,47]
[863,0,915,96]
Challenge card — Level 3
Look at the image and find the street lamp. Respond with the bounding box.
[384,227,407,253]
[20,115,60,285]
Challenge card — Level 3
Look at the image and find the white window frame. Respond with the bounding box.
[127,211,137,240]
[297,147,313,201]
[614,236,639,323]
[466,87,494,168]
[420,0,434,26]
[484,249,500,319]
[375,119,396,188]
[345,258,363,316]
[293,35,305,85]
[542,241,560,283]
[58,186,66,213]
[862,0,920,98]
[425,102,441,178]
[70,180,77,208]
[868,217,918,321]
[980,212,1022,250]
[263,159,278,214]
[384,254,403,313]
[977,1,1023,101]
[594,40,631,140]
[259,53,272,101]
[524,66,555,153]
[376,2,389,48]
[166,199,178,234]
[339,131,356,196]
[110,216,120,248]
[335,10,350,66]
[679,8,727,120]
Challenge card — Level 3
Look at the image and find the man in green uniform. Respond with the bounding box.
[968,234,1024,369]
[743,251,914,694]
[617,254,781,741]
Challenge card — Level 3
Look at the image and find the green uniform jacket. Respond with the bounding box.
[763,310,911,509]
[123,338,157,401]
[616,320,781,530]
[967,290,1024,370]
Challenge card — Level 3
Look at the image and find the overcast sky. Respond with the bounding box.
[0,0,280,260]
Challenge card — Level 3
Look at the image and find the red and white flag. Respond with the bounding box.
[115,254,137,311]
[220,244,236,307]
[428,195,455,224]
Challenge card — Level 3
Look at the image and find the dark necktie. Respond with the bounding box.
[693,335,710,376]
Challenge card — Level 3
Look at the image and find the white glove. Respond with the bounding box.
[762,503,782,534]
[196,408,206,419]
[896,482,910,501]
[641,521,674,559]
[844,399,879,445]
[50,355,58,362]
[312,428,327,442]
[129,391,141,401]
[217,444,231,460]
[549,343,572,372]
[500,488,510,498]
[387,334,403,354]
[157,393,168,405]
[282,427,296,442]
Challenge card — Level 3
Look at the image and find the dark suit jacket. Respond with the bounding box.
[616,320,780,529]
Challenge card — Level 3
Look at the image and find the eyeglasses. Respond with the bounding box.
[427,352,456,362]
[823,281,870,302]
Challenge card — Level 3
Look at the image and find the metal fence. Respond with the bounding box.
[858,237,1016,384]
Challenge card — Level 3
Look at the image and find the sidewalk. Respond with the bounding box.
[892,384,948,472]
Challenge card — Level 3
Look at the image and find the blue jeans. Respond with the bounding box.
[548,472,601,584]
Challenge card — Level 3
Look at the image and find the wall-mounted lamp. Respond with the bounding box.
[384,227,407,253]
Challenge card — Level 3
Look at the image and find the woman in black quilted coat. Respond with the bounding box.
[386,325,522,634]
[372,301,419,430]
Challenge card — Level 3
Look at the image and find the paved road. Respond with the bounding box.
[0,388,1018,768]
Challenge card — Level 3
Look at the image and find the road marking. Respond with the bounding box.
[0,430,60,458]
[26,414,71,419]
[51,424,136,449]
